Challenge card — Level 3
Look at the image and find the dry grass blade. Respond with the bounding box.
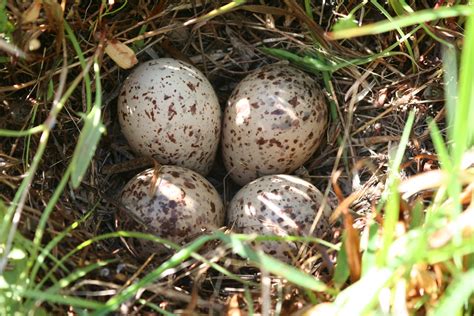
[21,0,41,24]
[343,212,362,283]
[399,168,474,199]
[0,38,27,58]
[332,170,361,282]
[183,0,247,26]
[429,207,474,249]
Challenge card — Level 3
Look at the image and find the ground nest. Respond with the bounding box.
[0,1,459,315]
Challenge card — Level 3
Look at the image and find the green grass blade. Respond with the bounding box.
[409,199,424,229]
[370,0,416,72]
[334,267,393,314]
[426,236,474,265]
[333,234,350,288]
[429,120,452,171]
[137,299,176,316]
[70,58,105,188]
[35,231,181,291]
[219,233,334,294]
[389,0,405,16]
[69,105,105,188]
[0,125,44,137]
[304,0,313,20]
[93,234,214,316]
[377,111,415,265]
[431,268,474,316]
[262,26,419,73]
[46,260,113,293]
[361,221,380,275]
[453,12,474,161]
[64,21,92,113]
[29,211,93,289]
[15,288,105,309]
[329,5,474,39]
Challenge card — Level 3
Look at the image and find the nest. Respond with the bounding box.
[0,0,455,314]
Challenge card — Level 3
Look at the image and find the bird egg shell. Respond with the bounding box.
[222,64,327,185]
[121,166,224,247]
[227,174,332,262]
[118,58,221,175]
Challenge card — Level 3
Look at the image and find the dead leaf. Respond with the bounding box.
[43,0,64,51]
[22,0,42,24]
[409,265,439,298]
[105,39,138,69]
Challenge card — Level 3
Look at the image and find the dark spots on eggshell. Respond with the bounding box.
[269,138,282,148]
[271,109,285,115]
[183,180,196,189]
[167,133,176,143]
[256,137,267,145]
[190,103,197,115]
[288,96,299,107]
[168,200,178,209]
[186,82,196,91]
[167,103,177,120]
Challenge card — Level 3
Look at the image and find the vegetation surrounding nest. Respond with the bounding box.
[0,1,473,315]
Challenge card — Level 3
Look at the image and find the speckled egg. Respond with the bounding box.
[121,166,224,246]
[222,64,327,185]
[227,174,332,262]
[118,58,221,175]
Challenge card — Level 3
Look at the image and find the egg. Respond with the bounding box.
[227,174,332,262]
[118,58,221,175]
[222,64,327,185]
[121,165,224,248]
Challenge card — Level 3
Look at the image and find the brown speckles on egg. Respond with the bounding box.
[227,174,332,263]
[186,82,196,91]
[121,166,224,251]
[167,133,177,143]
[183,180,196,189]
[222,64,328,185]
[168,103,177,120]
[288,96,299,107]
[117,58,221,176]
[190,103,197,115]
[271,109,285,115]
